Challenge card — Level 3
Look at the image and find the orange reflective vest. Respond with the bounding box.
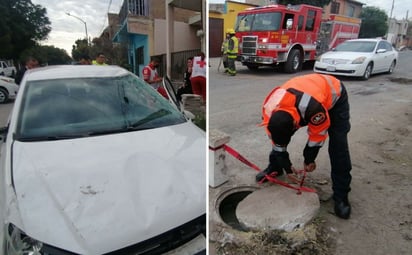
[261,74,342,147]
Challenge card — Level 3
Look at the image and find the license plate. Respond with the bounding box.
[326,66,336,71]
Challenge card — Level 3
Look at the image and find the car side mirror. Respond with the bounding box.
[377,49,387,53]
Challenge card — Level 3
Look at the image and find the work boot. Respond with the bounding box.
[256,167,283,183]
[334,199,351,219]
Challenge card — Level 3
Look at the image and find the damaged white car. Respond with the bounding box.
[0,65,206,254]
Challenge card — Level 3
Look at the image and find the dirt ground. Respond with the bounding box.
[209,75,412,255]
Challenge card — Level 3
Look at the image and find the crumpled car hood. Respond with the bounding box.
[11,122,206,254]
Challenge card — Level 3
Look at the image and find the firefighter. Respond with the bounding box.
[226,28,238,76]
[257,73,352,219]
[220,32,230,72]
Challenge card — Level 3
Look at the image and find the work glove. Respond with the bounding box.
[269,150,293,175]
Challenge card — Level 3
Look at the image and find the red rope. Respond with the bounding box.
[222,144,316,194]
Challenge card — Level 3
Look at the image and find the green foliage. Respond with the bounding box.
[193,114,206,131]
[359,7,388,38]
[0,0,51,60]
[278,0,331,8]
[20,45,72,65]
[71,39,90,61]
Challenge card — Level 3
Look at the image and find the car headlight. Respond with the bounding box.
[5,223,43,255]
[351,56,367,64]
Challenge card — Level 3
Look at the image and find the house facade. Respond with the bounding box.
[111,0,205,80]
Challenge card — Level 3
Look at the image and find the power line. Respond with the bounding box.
[99,0,113,36]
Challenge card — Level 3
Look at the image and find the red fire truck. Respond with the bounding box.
[234,4,361,73]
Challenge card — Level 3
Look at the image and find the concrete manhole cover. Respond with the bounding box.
[236,185,320,232]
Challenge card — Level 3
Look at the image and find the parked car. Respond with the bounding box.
[0,75,19,103]
[0,65,206,254]
[314,38,399,80]
[0,61,17,77]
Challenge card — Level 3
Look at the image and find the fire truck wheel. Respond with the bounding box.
[284,49,302,73]
[361,63,373,80]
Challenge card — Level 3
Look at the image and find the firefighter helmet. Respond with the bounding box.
[227,28,235,34]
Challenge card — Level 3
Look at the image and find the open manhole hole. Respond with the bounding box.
[217,187,257,231]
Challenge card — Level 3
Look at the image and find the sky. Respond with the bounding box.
[33,0,410,57]
[32,0,124,56]
[209,0,411,19]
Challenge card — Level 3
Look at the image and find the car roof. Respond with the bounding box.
[346,38,386,43]
[24,65,130,81]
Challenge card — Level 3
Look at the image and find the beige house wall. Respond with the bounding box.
[154,19,201,55]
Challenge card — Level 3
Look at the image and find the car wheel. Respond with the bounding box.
[361,63,373,80]
[386,60,396,74]
[0,88,8,104]
[284,49,302,73]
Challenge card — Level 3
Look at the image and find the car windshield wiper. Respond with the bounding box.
[129,109,171,128]
[16,134,90,142]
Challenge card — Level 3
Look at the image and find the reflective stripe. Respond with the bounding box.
[273,144,287,152]
[319,129,328,136]
[308,140,325,147]
[298,93,311,120]
[322,75,341,108]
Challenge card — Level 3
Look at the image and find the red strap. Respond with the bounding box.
[222,144,316,194]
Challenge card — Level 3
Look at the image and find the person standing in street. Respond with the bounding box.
[15,56,39,85]
[220,32,230,72]
[142,56,168,98]
[190,52,207,102]
[226,29,238,76]
[92,52,107,65]
[256,73,352,219]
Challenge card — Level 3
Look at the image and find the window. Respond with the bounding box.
[282,13,295,29]
[331,1,340,14]
[298,15,304,31]
[346,5,355,17]
[128,0,149,16]
[305,10,317,31]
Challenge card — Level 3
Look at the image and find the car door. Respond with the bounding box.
[162,76,180,111]
[373,41,389,73]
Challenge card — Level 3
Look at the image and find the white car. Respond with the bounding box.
[0,65,206,254]
[314,38,399,80]
[0,76,19,104]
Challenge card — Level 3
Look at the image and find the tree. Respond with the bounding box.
[359,7,388,38]
[71,39,90,61]
[278,0,331,8]
[0,0,51,60]
[20,45,72,65]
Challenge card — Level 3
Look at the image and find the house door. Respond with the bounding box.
[135,46,144,76]
[209,18,224,58]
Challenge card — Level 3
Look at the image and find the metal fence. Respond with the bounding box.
[154,49,201,83]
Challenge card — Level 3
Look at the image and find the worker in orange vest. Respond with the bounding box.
[257,73,352,219]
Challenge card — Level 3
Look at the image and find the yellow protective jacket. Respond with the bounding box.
[227,35,238,59]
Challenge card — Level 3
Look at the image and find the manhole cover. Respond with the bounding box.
[217,189,255,231]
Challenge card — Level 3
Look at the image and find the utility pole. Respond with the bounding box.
[66,12,89,44]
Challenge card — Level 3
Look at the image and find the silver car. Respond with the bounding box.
[0,76,19,103]
[314,38,399,80]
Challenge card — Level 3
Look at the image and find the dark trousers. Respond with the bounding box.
[328,83,352,203]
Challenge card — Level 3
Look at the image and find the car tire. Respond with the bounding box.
[284,49,302,73]
[361,63,373,80]
[0,88,9,104]
[386,60,396,74]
